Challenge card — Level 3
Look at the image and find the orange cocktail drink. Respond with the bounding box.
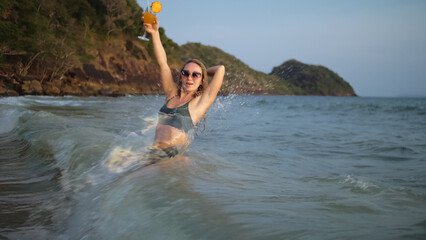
[139,1,162,41]
[143,11,155,24]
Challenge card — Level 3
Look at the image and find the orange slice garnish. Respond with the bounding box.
[151,1,162,13]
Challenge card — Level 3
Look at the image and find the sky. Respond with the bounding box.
[136,0,426,97]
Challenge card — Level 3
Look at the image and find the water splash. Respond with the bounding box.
[341,175,381,194]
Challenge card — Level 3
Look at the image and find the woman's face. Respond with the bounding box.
[181,62,203,93]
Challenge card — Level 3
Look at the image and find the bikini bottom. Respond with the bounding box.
[146,146,180,165]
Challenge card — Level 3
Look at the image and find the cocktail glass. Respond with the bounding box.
[138,0,156,41]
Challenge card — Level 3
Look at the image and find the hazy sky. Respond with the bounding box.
[137,0,426,97]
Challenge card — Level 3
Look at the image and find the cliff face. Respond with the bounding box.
[270,59,357,96]
[65,39,165,96]
[1,39,164,97]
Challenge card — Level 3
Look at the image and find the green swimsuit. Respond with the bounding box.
[158,96,195,133]
[150,96,196,162]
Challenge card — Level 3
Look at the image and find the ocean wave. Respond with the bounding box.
[0,109,22,134]
[300,174,382,194]
[1,95,425,239]
[0,129,62,236]
[340,175,381,194]
[387,105,426,114]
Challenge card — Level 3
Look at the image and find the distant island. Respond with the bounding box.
[270,59,356,96]
[0,0,356,97]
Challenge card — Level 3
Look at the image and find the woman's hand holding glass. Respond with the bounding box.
[143,16,159,35]
[138,1,162,41]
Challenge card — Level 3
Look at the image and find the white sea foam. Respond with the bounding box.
[341,175,381,193]
[103,146,147,173]
[0,110,21,133]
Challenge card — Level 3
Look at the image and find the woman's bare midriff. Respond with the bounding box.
[153,124,190,149]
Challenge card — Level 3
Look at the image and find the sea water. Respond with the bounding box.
[0,95,425,239]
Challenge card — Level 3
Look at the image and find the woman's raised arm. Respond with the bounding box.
[144,18,177,98]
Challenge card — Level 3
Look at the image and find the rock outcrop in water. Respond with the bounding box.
[270,59,357,96]
[0,0,356,97]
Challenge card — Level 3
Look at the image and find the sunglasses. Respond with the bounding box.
[181,70,202,79]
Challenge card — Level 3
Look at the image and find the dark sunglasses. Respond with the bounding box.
[181,70,202,79]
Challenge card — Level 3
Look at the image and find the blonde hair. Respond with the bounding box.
[178,59,208,98]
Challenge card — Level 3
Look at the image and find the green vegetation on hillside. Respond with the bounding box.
[0,0,356,97]
[0,0,171,78]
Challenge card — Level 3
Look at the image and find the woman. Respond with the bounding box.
[144,17,225,163]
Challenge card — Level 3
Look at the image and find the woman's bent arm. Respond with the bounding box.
[207,65,224,77]
[192,65,225,119]
[205,65,225,100]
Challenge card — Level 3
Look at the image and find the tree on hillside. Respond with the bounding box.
[102,0,135,38]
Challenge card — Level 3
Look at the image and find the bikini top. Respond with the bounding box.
[158,96,196,133]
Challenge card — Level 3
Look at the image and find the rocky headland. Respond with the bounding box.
[0,0,356,97]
